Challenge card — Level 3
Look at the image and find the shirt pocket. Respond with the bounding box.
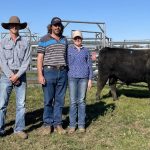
[4,45,13,59]
[68,53,75,65]
[17,45,26,60]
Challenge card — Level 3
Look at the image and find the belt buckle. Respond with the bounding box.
[47,66,51,69]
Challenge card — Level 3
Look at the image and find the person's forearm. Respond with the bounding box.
[37,53,44,76]
[16,45,31,77]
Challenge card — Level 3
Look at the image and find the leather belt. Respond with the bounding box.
[44,65,66,70]
[11,69,19,74]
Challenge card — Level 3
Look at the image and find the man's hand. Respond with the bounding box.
[13,79,20,85]
[38,74,46,85]
[10,74,19,84]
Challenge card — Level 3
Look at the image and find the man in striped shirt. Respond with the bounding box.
[37,17,68,135]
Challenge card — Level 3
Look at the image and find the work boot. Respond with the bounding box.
[54,125,66,135]
[68,127,76,134]
[14,131,28,139]
[37,125,51,135]
[78,128,86,133]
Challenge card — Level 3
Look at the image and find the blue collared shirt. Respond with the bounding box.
[67,44,93,79]
[0,35,31,78]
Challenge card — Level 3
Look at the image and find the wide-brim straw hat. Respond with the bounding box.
[1,16,27,30]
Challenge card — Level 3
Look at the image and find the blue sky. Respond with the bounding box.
[0,0,150,41]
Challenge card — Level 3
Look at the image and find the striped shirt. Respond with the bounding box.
[37,33,68,66]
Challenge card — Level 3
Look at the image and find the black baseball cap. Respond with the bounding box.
[51,17,62,25]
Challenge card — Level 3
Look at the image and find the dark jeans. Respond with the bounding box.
[42,68,67,127]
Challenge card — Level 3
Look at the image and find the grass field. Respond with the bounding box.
[1,83,150,150]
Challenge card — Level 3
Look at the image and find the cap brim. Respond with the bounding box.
[1,22,27,30]
[51,21,62,25]
[73,35,83,39]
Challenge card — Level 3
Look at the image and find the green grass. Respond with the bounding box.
[1,83,150,150]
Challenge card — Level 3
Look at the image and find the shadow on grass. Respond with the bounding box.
[117,89,150,98]
[86,101,115,128]
[102,88,150,100]
[62,101,116,129]
[115,83,149,98]
[62,107,69,129]
[4,101,116,135]
[4,108,43,135]
[5,121,15,136]
[25,108,43,132]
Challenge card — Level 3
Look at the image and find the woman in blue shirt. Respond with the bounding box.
[67,30,93,134]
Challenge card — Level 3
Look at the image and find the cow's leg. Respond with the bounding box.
[96,74,108,101]
[109,77,118,100]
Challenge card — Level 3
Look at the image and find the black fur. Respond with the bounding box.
[96,47,150,100]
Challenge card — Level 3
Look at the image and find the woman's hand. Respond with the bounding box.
[88,79,92,90]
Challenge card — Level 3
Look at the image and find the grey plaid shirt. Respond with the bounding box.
[0,35,31,78]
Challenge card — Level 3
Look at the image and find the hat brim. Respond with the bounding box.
[1,22,27,30]
[73,35,83,39]
[51,21,62,26]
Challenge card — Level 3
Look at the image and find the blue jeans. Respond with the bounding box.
[0,73,26,134]
[68,77,88,128]
[42,68,67,127]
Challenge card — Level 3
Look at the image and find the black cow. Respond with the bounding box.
[96,47,150,100]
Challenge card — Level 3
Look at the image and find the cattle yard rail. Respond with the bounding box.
[110,39,150,48]
[62,20,107,48]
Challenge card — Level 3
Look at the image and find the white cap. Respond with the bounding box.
[72,30,83,39]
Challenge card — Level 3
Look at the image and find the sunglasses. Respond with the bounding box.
[73,36,82,40]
